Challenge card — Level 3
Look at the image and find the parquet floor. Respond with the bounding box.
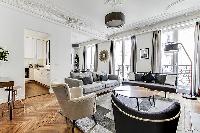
[0,91,200,133]
[0,94,82,133]
[25,81,50,98]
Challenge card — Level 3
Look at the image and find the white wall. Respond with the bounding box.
[97,41,111,73]
[0,6,71,103]
[136,32,153,72]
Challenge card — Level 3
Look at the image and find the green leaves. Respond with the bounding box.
[0,47,9,61]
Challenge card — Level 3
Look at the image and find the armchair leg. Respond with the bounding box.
[92,115,97,125]
[65,117,68,123]
[72,120,76,133]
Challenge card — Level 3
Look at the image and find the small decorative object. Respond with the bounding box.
[99,50,109,62]
[140,48,149,59]
[0,47,9,61]
[74,54,79,71]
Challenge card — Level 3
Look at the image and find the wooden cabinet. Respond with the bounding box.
[33,68,50,86]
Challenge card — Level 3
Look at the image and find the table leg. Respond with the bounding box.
[148,96,152,106]
[8,88,13,120]
[136,98,139,111]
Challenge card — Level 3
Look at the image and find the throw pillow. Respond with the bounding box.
[82,76,93,85]
[128,72,135,81]
[108,74,118,80]
[155,74,166,84]
[135,73,144,81]
[100,74,108,81]
[165,75,177,86]
[92,73,100,82]
[143,72,155,83]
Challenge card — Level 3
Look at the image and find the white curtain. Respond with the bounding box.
[151,30,161,73]
[193,22,200,95]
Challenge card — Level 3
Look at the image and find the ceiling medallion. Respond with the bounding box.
[105,12,125,28]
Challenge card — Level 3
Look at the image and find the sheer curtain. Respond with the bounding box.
[130,35,137,72]
[193,22,200,95]
[152,30,161,73]
[85,45,95,71]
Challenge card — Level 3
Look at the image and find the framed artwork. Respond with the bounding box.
[140,48,149,59]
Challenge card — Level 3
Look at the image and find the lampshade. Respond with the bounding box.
[105,12,125,28]
[164,43,179,52]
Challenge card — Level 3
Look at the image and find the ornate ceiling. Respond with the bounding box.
[1,0,200,42]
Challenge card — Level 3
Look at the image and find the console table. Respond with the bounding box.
[0,77,14,120]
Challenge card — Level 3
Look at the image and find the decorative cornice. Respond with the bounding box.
[166,0,185,10]
[0,0,200,42]
[109,6,200,39]
[0,0,107,40]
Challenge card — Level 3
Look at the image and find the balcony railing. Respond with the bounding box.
[162,65,191,90]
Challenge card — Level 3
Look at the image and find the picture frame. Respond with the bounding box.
[140,48,149,59]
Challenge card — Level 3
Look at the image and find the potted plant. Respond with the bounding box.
[0,47,9,61]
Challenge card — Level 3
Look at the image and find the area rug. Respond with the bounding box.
[75,92,183,133]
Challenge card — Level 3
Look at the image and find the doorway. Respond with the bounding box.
[24,29,50,98]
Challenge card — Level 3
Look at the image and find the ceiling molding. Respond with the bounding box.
[0,0,107,40]
[109,6,200,36]
[109,6,200,39]
[166,0,185,10]
[1,0,200,42]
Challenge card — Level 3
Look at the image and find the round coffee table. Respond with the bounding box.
[113,86,155,111]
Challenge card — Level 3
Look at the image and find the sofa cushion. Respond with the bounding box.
[82,76,93,85]
[143,72,155,83]
[135,73,144,81]
[92,73,100,82]
[102,80,119,88]
[127,72,135,81]
[100,74,108,81]
[155,74,166,84]
[165,75,177,86]
[108,74,118,80]
[82,82,105,94]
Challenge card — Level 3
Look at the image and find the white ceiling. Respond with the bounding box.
[54,0,200,43]
[2,0,200,43]
[71,31,93,44]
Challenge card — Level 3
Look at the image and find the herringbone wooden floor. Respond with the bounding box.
[0,94,82,133]
[0,91,200,133]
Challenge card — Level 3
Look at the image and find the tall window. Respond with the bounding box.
[86,45,95,71]
[114,38,132,79]
[161,26,195,92]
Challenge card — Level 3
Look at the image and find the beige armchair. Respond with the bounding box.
[52,83,97,133]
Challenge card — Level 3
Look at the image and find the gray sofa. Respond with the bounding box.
[65,72,120,94]
[123,72,177,97]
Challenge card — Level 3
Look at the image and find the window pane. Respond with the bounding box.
[114,40,123,77]
[124,38,132,78]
